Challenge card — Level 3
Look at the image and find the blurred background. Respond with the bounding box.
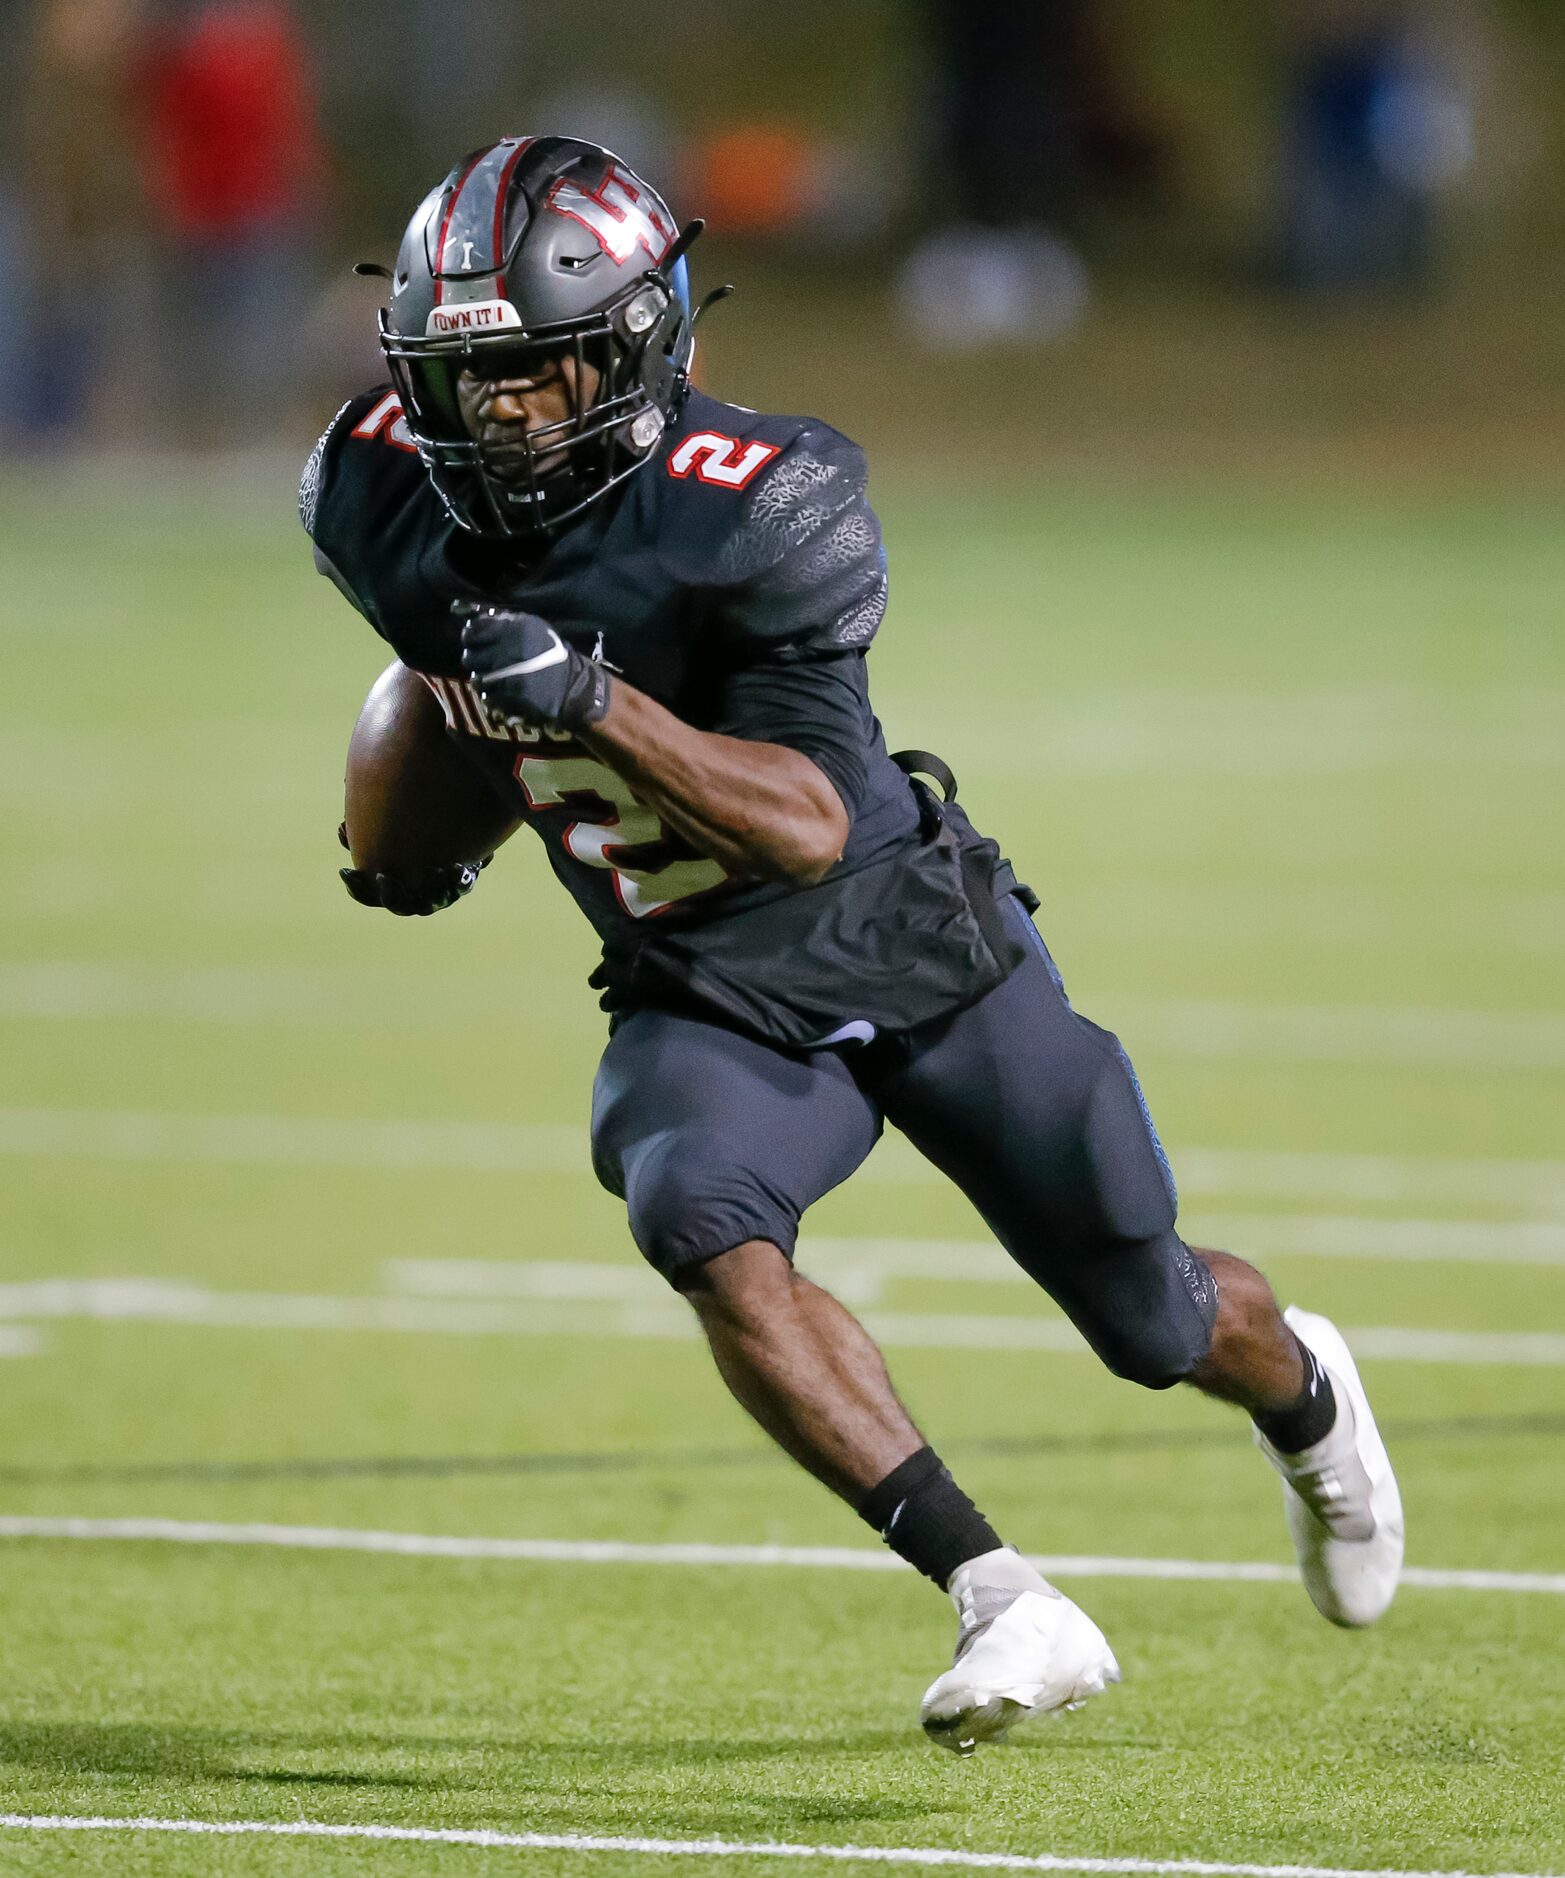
[0,4,1564,1838]
[1,0,1562,477]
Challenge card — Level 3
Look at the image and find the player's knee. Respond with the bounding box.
[1092,1327,1203,1391]
[614,1131,798,1290]
[618,1138,704,1279]
[1070,1238,1218,1391]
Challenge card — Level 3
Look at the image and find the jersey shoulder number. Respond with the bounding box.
[681,409,887,660]
[666,429,780,490]
[348,390,418,455]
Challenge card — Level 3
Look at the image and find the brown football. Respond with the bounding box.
[342,661,522,872]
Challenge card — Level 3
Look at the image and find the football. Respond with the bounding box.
[342,660,522,872]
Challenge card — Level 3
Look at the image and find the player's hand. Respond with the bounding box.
[455,600,611,733]
[336,821,490,916]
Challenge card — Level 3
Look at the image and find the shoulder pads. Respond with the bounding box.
[299,397,355,540]
[700,419,887,661]
[300,386,424,541]
[301,387,433,629]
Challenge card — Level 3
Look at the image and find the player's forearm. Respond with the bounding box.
[583,681,848,885]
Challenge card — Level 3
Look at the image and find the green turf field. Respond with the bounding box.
[0,456,1561,1875]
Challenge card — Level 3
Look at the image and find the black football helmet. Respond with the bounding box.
[377,135,698,537]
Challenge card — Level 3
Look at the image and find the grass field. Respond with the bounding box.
[0,453,1562,1876]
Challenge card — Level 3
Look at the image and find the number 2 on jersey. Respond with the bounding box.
[514,754,729,918]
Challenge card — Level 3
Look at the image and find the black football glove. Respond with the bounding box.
[336,821,490,917]
[455,600,611,733]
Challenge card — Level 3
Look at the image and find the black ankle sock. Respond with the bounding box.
[857,1446,1002,1588]
[1252,1335,1337,1454]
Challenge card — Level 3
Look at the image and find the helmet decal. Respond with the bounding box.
[546,165,675,266]
[429,149,484,303]
[425,298,524,338]
[487,137,535,298]
[431,138,535,304]
[381,135,697,538]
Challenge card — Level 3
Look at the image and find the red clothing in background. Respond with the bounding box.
[139,1,323,238]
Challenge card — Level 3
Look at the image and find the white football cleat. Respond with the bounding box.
[1254,1305,1404,1628]
[920,1547,1120,1755]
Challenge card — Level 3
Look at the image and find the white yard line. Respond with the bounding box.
[1343,1327,1565,1365]
[1111,1000,1565,1070]
[5,962,1564,1070]
[1160,1215,1565,1267]
[1052,884,1565,957]
[793,1219,1565,1282]
[5,1277,1565,1365]
[0,961,592,1031]
[3,1105,1565,1214]
[0,1106,582,1174]
[0,1279,693,1344]
[0,962,409,1026]
[0,1814,1556,1878]
[975,690,1565,779]
[389,1213,1565,1327]
[1171,1147,1565,1214]
[0,1521,1560,1598]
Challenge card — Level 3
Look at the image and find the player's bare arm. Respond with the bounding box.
[460,609,847,884]
[583,682,848,885]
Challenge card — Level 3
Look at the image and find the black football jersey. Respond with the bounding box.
[303,384,926,932]
[303,385,1023,1043]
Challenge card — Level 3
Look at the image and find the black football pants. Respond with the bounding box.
[590,895,1218,1388]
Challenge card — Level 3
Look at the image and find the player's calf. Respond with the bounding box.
[677,1241,926,1503]
[1187,1247,1311,1412]
[1187,1249,1404,1627]
[679,1245,1120,1751]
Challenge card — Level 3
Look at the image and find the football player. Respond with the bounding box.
[303,136,1403,1754]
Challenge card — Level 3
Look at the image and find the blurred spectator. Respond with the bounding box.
[682,121,892,245]
[4,0,147,445]
[898,0,1168,347]
[929,0,1167,225]
[135,0,326,442]
[1274,0,1475,294]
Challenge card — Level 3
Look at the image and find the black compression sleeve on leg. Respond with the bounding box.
[857,1446,1003,1588]
[1252,1334,1337,1454]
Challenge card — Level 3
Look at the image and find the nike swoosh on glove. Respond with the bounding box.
[455,600,612,732]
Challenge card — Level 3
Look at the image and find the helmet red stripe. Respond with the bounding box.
[431,146,491,306]
[490,136,535,299]
[383,136,693,539]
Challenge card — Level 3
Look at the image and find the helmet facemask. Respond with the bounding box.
[381,247,692,539]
